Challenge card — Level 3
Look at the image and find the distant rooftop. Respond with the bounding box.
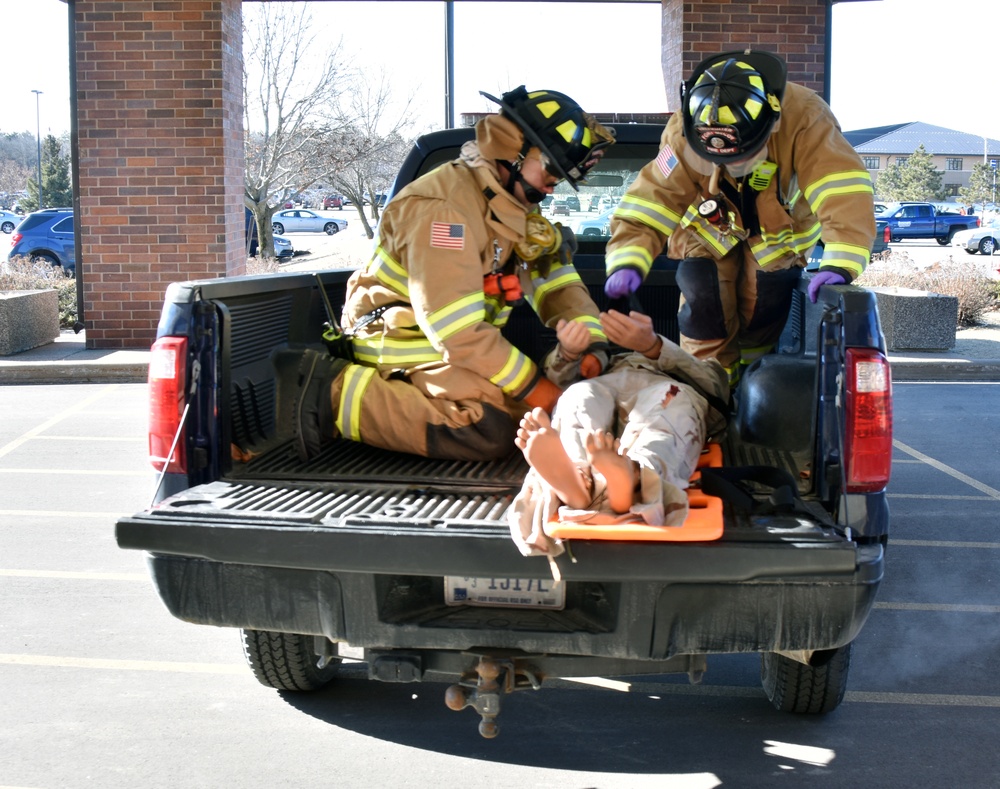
[845,121,1000,156]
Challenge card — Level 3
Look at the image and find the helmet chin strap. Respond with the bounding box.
[501,159,546,205]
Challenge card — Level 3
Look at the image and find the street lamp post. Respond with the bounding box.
[31,89,43,210]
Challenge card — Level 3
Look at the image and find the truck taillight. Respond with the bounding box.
[148,336,188,474]
[844,348,892,493]
[883,224,891,244]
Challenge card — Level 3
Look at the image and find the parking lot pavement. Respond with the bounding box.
[2,380,1000,787]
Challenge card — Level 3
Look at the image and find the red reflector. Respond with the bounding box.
[148,336,188,474]
[844,348,892,493]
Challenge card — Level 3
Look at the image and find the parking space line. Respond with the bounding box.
[0,468,149,477]
[0,385,122,460]
[0,570,147,581]
[0,654,244,675]
[892,539,1000,549]
[875,601,1000,613]
[893,439,1000,499]
[3,654,997,709]
[570,679,1000,709]
[0,509,131,519]
[889,493,998,501]
[32,436,145,442]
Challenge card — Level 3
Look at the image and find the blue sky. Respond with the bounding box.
[2,0,996,143]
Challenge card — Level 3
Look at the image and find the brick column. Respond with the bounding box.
[661,0,828,111]
[73,0,244,349]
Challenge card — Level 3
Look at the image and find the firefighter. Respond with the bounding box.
[294,86,615,462]
[604,50,875,385]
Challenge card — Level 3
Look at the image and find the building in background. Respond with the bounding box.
[845,122,1000,200]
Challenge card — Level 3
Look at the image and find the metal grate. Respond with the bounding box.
[155,478,515,530]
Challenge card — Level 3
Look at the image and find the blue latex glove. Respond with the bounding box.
[605,269,642,298]
[808,270,846,303]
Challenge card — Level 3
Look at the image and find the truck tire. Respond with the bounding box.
[241,629,340,691]
[760,642,851,714]
[936,228,957,246]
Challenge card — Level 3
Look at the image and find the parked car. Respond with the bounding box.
[0,209,21,234]
[271,209,348,235]
[584,195,601,211]
[572,208,615,237]
[246,208,295,259]
[951,218,1000,256]
[565,195,580,211]
[549,199,570,216]
[323,195,344,210]
[597,195,618,213]
[272,234,294,260]
[7,207,75,275]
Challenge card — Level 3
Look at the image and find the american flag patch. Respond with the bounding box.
[430,222,465,250]
[655,145,677,178]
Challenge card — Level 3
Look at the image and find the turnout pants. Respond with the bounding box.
[327,361,519,461]
[676,247,803,382]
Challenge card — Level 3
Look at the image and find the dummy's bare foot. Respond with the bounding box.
[586,431,639,514]
[516,407,591,511]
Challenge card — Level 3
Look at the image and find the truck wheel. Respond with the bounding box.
[241,629,340,691]
[760,642,851,714]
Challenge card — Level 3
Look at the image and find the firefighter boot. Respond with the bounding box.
[293,349,348,462]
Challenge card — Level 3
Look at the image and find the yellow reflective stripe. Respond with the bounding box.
[751,222,822,267]
[530,263,583,304]
[740,344,773,365]
[491,347,535,393]
[680,206,734,256]
[606,245,653,276]
[426,293,486,342]
[350,336,442,366]
[571,314,608,343]
[821,242,869,278]
[369,246,409,297]
[615,194,681,236]
[803,170,873,213]
[336,364,377,442]
[492,304,513,327]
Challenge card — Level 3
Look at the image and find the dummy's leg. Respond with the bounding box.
[515,408,592,511]
[585,431,639,514]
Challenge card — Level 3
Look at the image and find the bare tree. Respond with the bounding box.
[328,72,416,239]
[0,160,31,207]
[242,4,351,258]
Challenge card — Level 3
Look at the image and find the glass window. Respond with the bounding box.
[895,157,908,166]
[862,156,880,170]
[946,158,962,171]
[52,217,74,233]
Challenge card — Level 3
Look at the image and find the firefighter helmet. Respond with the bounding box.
[479,86,615,189]
[681,50,786,165]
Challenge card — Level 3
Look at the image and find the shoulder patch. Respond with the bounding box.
[430,222,465,250]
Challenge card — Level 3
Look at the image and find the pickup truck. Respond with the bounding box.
[878,201,980,245]
[116,124,892,738]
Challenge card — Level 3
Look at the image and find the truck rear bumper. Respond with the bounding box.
[125,520,883,662]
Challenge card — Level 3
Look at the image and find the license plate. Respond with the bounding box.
[444,576,565,610]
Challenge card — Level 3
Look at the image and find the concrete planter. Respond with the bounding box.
[869,286,958,351]
[0,289,60,356]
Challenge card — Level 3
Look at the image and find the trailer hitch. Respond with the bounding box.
[444,654,541,738]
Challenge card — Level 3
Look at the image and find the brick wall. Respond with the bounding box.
[661,0,828,110]
[73,0,244,349]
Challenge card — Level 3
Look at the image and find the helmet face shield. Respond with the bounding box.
[681,50,786,166]
[480,87,615,190]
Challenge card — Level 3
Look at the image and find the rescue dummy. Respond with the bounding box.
[604,50,875,385]
[293,87,615,462]
[508,309,730,557]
